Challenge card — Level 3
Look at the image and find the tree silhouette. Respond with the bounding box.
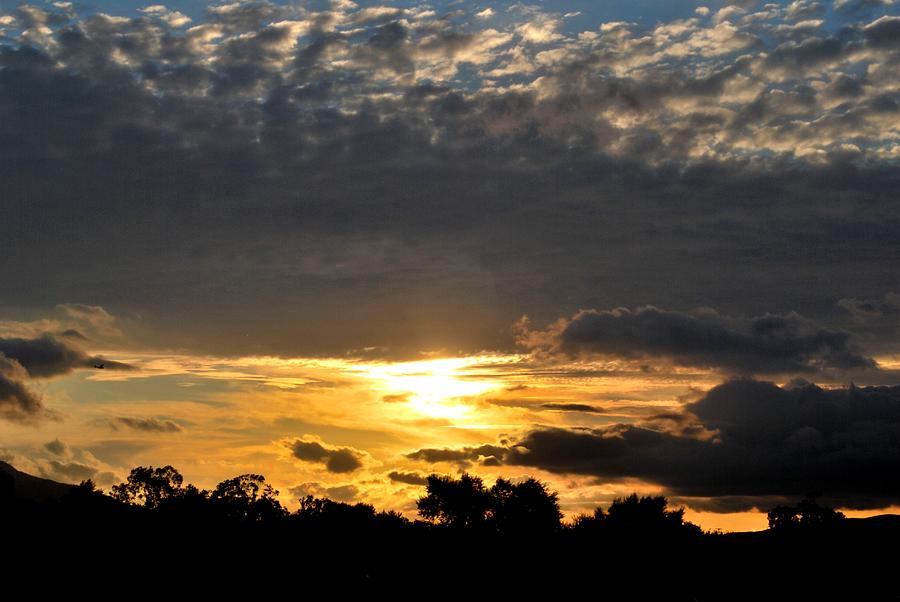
[489,477,562,534]
[604,493,701,537]
[768,496,845,532]
[211,473,285,523]
[110,465,185,509]
[417,473,563,534]
[417,473,492,529]
[570,506,607,532]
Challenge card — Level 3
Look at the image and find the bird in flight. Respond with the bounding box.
[94,363,105,369]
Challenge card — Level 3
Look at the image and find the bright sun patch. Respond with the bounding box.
[363,357,502,420]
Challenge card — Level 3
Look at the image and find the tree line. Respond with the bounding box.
[48,464,844,537]
[3,463,889,599]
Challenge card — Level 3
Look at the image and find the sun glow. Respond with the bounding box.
[364,357,503,420]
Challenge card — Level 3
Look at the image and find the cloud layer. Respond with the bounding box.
[409,379,900,510]
[0,1,898,356]
[519,306,875,374]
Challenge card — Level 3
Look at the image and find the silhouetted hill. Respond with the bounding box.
[0,460,74,502]
[844,514,900,531]
[715,512,900,544]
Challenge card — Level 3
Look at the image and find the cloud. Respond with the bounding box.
[518,306,875,375]
[31,439,120,485]
[405,443,509,466]
[59,329,87,340]
[0,356,47,424]
[44,438,68,456]
[324,483,359,501]
[387,470,428,485]
[112,417,182,433]
[838,292,900,329]
[481,397,610,413]
[835,0,895,14]
[46,459,97,481]
[289,437,364,473]
[540,403,607,413]
[0,0,899,360]
[0,335,132,378]
[289,481,360,502]
[863,15,900,49]
[55,304,121,338]
[0,328,131,425]
[417,379,900,510]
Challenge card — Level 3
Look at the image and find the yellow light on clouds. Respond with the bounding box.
[363,357,502,420]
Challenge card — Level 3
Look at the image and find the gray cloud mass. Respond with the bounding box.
[409,379,900,510]
[521,306,876,375]
[0,335,131,378]
[289,438,364,473]
[0,356,46,424]
[0,1,898,357]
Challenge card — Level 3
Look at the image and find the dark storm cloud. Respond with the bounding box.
[1,1,899,358]
[0,356,46,424]
[408,379,900,510]
[289,438,363,473]
[0,335,132,377]
[522,306,875,375]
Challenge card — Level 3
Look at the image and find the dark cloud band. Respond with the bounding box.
[409,379,900,510]
[520,306,875,375]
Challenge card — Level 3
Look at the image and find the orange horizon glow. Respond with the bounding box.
[1,349,895,533]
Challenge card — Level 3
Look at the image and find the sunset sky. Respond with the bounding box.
[2,0,900,531]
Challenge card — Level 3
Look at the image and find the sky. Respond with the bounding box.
[1,0,900,532]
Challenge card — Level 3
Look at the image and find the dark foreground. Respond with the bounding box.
[2,461,897,599]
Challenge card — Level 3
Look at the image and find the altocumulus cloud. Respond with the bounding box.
[409,379,900,510]
[1,2,900,357]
